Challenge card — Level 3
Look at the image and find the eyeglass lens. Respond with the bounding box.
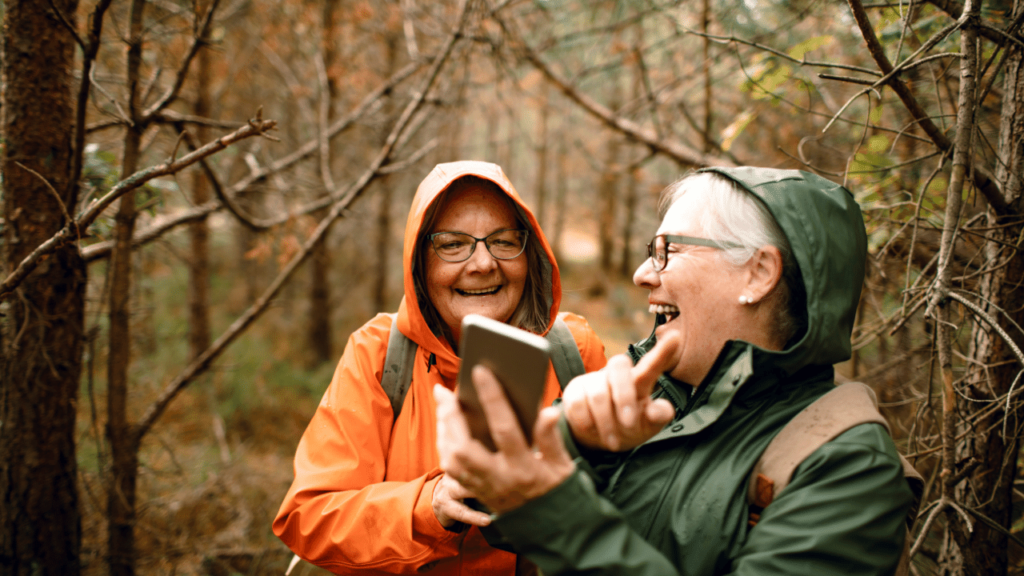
[430,229,528,262]
[647,236,668,271]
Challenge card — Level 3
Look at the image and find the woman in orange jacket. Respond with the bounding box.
[273,161,607,575]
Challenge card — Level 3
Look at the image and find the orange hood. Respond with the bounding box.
[396,161,563,381]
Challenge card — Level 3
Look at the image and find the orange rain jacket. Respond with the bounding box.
[273,161,607,575]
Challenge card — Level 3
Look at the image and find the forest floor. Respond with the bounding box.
[76,263,652,575]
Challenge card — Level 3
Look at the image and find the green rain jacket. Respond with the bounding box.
[492,167,914,575]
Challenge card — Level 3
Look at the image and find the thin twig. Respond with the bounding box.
[141,0,222,120]
[847,0,1013,216]
[379,138,440,175]
[171,123,274,230]
[14,162,76,237]
[910,498,949,558]
[47,0,85,49]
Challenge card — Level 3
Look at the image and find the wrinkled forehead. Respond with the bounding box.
[429,183,518,233]
[656,186,710,236]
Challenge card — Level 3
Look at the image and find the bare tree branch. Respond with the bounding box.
[490,7,730,168]
[81,58,428,262]
[82,201,219,262]
[0,116,277,300]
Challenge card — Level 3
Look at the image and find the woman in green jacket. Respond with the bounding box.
[434,167,914,575]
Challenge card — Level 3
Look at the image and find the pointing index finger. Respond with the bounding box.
[630,332,681,399]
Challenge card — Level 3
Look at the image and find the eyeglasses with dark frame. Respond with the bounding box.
[646,234,741,272]
[427,228,530,263]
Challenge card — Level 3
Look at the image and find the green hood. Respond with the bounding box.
[700,167,867,374]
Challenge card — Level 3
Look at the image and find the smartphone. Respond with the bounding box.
[456,314,552,452]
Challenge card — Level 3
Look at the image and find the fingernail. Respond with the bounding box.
[606,435,618,450]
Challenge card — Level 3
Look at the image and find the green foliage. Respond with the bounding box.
[786,35,832,60]
[866,134,889,154]
[741,58,792,105]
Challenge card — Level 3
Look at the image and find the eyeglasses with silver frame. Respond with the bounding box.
[427,228,529,263]
[646,234,741,272]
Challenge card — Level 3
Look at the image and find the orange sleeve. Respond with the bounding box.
[560,312,608,373]
[272,314,463,574]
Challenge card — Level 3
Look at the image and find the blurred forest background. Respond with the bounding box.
[1,0,1023,574]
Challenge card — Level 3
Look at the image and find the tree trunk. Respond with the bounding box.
[619,59,643,279]
[534,85,550,229]
[308,0,341,366]
[0,1,84,574]
[619,153,639,278]
[598,132,621,276]
[106,2,146,574]
[372,28,401,314]
[552,137,569,264]
[189,0,213,361]
[955,7,1024,572]
[701,0,712,153]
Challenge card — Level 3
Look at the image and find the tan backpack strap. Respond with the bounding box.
[747,382,890,508]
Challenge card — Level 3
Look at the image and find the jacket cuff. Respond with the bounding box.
[413,471,465,543]
[492,469,602,548]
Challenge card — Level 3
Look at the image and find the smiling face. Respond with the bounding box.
[634,189,752,385]
[424,183,528,346]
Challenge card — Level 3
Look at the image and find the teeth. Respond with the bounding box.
[460,286,500,295]
[649,304,680,315]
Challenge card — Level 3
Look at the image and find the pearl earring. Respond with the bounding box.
[738,295,751,305]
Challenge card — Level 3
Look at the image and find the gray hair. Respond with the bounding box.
[413,176,551,349]
[660,172,807,346]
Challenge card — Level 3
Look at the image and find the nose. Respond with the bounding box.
[633,257,659,288]
[464,240,499,273]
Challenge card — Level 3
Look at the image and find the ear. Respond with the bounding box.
[745,246,783,304]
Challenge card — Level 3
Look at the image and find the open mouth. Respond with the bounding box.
[650,303,679,322]
[457,286,502,296]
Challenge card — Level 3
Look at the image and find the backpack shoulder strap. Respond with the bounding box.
[746,382,924,576]
[547,314,586,391]
[380,315,418,422]
[748,382,890,508]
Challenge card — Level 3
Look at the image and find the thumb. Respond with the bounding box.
[644,398,675,427]
[630,331,681,398]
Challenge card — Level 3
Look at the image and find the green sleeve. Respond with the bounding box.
[493,469,680,576]
[730,424,913,575]
[496,425,912,576]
